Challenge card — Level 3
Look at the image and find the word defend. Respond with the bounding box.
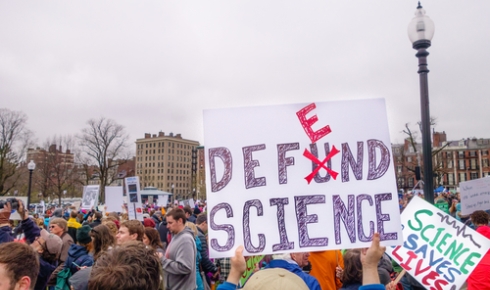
[386,196,490,290]
[203,99,402,258]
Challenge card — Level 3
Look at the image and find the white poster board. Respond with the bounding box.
[460,177,490,215]
[188,198,195,209]
[386,196,490,290]
[157,195,169,207]
[10,196,28,220]
[125,176,143,221]
[105,186,124,213]
[81,185,100,210]
[203,99,402,258]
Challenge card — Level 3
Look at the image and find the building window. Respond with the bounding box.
[470,151,476,157]
[407,157,412,162]
[458,151,464,158]
[447,160,453,168]
[484,159,489,167]
[470,159,477,170]
[448,173,454,185]
[459,160,465,170]
[408,178,414,187]
[470,172,479,180]
[459,173,466,182]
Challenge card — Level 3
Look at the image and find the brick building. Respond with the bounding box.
[135,132,200,201]
[393,131,490,192]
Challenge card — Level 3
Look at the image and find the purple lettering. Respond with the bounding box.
[367,139,390,180]
[277,143,299,185]
[270,198,294,251]
[333,194,356,244]
[375,193,397,241]
[295,195,328,247]
[210,203,235,251]
[209,147,233,192]
[357,194,374,242]
[341,142,363,182]
[309,143,332,183]
[243,144,267,189]
[243,199,266,253]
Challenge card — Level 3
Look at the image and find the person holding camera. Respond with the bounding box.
[0,198,19,243]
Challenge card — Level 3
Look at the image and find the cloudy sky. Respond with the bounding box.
[1,1,489,151]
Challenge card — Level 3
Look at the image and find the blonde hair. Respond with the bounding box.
[49,218,67,232]
[185,222,198,238]
[102,220,118,237]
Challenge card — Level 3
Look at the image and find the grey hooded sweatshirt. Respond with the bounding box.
[161,227,197,290]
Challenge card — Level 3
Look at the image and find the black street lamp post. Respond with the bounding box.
[408,2,435,204]
[27,160,36,209]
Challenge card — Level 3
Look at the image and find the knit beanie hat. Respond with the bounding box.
[77,225,92,245]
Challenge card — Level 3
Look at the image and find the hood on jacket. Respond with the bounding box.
[68,244,90,259]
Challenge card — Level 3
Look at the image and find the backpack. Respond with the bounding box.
[55,256,86,290]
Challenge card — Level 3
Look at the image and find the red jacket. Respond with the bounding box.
[467,225,490,290]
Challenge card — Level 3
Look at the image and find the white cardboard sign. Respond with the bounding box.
[105,186,124,213]
[81,185,100,210]
[460,177,490,215]
[125,176,143,221]
[386,196,490,290]
[203,99,402,258]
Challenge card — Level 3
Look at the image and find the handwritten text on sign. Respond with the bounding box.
[460,177,490,215]
[203,99,402,258]
[386,196,490,290]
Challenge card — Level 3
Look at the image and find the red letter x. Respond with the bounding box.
[303,146,339,184]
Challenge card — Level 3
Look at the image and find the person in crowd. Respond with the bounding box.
[89,212,103,228]
[101,220,118,237]
[15,200,63,290]
[160,208,197,290]
[195,214,219,284]
[156,211,169,249]
[36,218,46,230]
[47,217,74,287]
[143,216,156,228]
[0,200,16,243]
[88,241,161,290]
[309,249,344,290]
[184,206,196,223]
[151,211,162,227]
[266,252,320,289]
[91,224,116,261]
[67,211,82,243]
[143,227,165,255]
[116,219,144,245]
[0,242,40,290]
[467,210,490,289]
[64,225,94,275]
[186,221,205,290]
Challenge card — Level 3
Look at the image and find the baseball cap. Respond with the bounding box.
[40,229,62,257]
[243,268,309,290]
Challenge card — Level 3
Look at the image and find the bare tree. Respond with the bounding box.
[34,136,79,205]
[0,108,32,196]
[78,117,129,202]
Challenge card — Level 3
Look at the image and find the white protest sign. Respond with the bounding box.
[9,197,28,220]
[203,99,402,258]
[125,177,143,221]
[460,177,490,215]
[386,196,490,290]
[81,185,100,210]
[157,195,169,207]
[188,198,195,209]
[105,186,124,213]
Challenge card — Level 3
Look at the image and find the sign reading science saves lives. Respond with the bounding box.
[203,99,403,258]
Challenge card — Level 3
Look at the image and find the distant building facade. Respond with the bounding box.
[196,146,206,200]
[393,131,490,192]
[135,132,200,201]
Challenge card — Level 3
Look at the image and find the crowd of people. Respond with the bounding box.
[0,192,489,290]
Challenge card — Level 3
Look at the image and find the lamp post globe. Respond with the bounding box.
[408,2,435,204]
[27,160,36,209]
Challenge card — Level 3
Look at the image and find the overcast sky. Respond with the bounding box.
[1,1,489,152]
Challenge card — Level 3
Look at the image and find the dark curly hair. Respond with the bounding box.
[471,210,489,226]
[342,249,363,285]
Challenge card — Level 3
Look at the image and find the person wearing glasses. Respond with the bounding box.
[47,218,74,287]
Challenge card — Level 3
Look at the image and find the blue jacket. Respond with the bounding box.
[0,225,14,244]
[266,259,321,290]
[64,244,94,275]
